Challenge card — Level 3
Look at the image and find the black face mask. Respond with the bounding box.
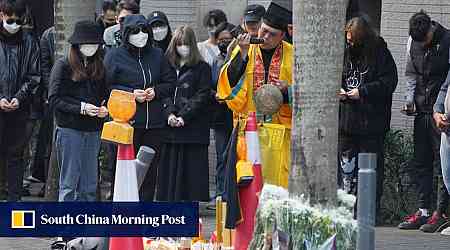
[347,41,362,56]
[218,39,232,55]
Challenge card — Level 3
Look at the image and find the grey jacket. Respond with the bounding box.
[433,69,450,114]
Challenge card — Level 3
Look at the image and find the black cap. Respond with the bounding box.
[244,4,266,23]
[148,11,169,26]
[263,2,291,31]
[68,20,103,45]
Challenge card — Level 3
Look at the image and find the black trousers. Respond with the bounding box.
[30,107,53,182]
[0,111,33,201]
[133,128,166,202]
[339,133,385,215]
[411,114,449,212]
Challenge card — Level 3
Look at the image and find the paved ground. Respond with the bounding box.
[1,227,450,250]
[376,227,449,250]
[1,138,448,249]
[1,184,449,249]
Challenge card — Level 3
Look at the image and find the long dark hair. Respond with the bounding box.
[68,45,105,82]
[345,17,379,66]
[165,25,203,68]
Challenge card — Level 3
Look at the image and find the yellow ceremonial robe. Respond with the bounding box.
[217,41,293,189]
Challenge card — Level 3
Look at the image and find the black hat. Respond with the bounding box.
[148,11,169,26]
[263,2,291,31]
[68,20,103,45]
[271,0,292,24]
[244,4,266,23]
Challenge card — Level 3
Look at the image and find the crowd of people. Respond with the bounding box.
[1,0,450,246]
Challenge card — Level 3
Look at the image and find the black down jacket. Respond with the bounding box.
[0,27,40,112]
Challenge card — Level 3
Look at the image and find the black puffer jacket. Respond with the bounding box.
[406,22,450,114]
[104,15,177,129]
[339,37,398,136]
[0,26,40,112]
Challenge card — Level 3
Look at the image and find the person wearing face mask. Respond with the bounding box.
[104,14,176,202]
[338,16,397,223]
[147,10,172,53]
[96,1,118,34]
[197,9,227,66]
[0,0,40,202]
[103,0,139,49]
[157,25,212,202]
[207,22,235,209]
[48,20,109,204]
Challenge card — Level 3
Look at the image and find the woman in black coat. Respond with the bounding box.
[48,21,109,202]
[338,17,398,218]
[104,14,177,201]
[157,25,212,202]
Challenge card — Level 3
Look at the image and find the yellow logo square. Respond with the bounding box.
[11,210,35,229]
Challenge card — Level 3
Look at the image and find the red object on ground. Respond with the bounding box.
[109,237,144,250]
[109,143,144,250]
[234,112,264,250]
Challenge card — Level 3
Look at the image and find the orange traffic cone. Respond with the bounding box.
[109,144,144,250]
[234,112,263,250]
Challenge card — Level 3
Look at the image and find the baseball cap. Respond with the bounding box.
[244,4,266,23]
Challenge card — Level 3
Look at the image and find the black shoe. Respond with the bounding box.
[37,186,45,197]
[0,190,6,200]
[398,210,429,230]
[50,240,66,250]
[21,187,31,197]
[420,211,449,233]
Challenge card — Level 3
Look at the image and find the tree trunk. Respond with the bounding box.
[45,0,97,201]
[289,0,348,206]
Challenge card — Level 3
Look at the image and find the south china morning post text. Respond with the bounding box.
[0,202,199,237]
[40,213,186,228]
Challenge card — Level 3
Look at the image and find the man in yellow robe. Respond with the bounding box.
[217,2,293,188]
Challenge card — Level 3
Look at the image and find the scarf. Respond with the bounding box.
[253,45,283,92]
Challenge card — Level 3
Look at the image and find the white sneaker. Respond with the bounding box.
[441,226,450,235]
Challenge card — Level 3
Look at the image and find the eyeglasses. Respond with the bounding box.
[130,27,150,35]
[5,18,23,25]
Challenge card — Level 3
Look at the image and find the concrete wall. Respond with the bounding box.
[140,0,247,41]
[381,0,450,131]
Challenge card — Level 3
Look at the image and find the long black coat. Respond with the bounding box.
[162,61,212,144]
[339,37,398,136]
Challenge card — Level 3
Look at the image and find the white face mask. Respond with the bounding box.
[177,45,190,58]
[152,26,168,41]
[3,21,21,34]
[129,31,149,48]
[79,44,99,57]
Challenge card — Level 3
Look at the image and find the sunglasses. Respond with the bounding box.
[5,18,23,25]
[130,27,150,35]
